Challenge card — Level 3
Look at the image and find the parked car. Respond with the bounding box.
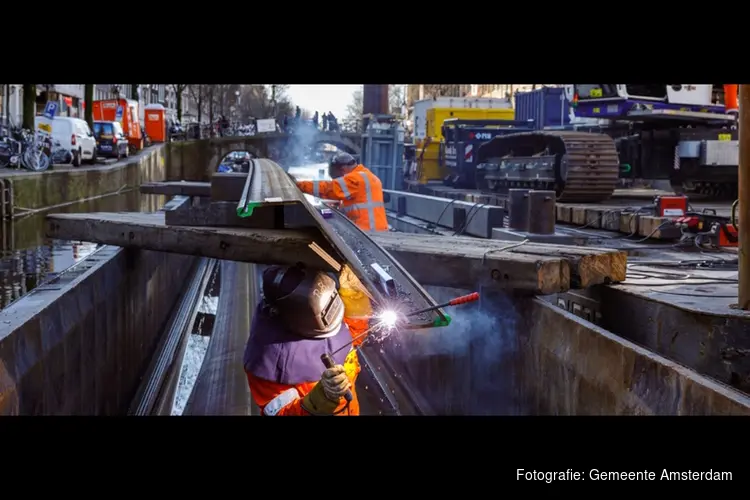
[93,121,129,160]
[35,116,96,167]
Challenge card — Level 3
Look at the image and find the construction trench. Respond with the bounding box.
[0,157,731,416]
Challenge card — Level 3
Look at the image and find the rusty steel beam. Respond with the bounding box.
[184,261,258,416]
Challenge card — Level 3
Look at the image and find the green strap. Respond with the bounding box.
[237,202,261,218]
[432,314,452,328]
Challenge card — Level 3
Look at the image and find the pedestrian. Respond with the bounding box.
[243,265,373,416]
[295,152,388,232]
[312,111,319,128]
[322,112,328,131]
[295,106,301,120]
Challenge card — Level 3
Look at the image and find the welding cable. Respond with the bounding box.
[625,265,739,282]
[430,198,458,230]
[639,289,739,298]
[627,258,738,268]
[453,202,486,236]
[625,273,738,284]
[572,206,636,231]
[480,239,529,263]
[626,221,674,243]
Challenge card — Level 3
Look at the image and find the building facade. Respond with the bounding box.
[0,84,194,129]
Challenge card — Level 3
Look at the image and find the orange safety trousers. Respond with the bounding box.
[297,164,389,232]
[246,318,368,416]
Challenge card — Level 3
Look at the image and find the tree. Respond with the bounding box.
[170,84,188,122]
[343,88,363,132]
[188,84,206,124]
[389,85,405,116]
[84,84,94,129]
[22,84,36,129]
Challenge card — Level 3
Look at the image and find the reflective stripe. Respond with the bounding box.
[358,172,376,230]
[341,201,385,213]
[334,177,353,199]
[263,388,300,416]
[311,181,320,198]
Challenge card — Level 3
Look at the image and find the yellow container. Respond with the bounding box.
[415,107,516,182]
[426,107,515,141]
[416,141,443,183]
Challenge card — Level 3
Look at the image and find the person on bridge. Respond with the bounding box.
[295,152,388,232]
[243,265,373,416]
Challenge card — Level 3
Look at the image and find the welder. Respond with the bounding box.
[243,265,373,416]
[295,152,388,232]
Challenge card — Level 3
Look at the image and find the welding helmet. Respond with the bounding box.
[262,265,344,339]
[329,152,357,178]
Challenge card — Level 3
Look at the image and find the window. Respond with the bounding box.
[574,84,619,100]
[94,122,114,135]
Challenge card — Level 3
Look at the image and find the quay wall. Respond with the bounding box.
[0,246,196,415]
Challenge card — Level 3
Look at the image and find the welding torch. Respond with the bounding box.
[319,292,481,403]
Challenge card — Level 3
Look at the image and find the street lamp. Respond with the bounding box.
[235,90,241,123]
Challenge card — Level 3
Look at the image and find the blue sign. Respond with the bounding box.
[115,105,123,121]
[43,101,58,120]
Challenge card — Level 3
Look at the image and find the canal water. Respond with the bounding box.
[0,190,166,311]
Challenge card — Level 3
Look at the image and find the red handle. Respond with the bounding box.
[448,292,480,306]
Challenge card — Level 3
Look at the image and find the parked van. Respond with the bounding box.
[34,116,97,167]
[92,98,144,154]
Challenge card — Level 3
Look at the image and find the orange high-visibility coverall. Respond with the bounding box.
[725,85,739,112]
[297,164,388,232]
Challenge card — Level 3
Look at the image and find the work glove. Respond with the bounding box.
[302,365,351,415]
[339,266,373,318]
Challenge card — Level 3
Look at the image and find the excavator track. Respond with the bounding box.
[476,131,620,203]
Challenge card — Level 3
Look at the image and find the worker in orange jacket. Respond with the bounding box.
[243,265,373,416]
[296,152,389,232]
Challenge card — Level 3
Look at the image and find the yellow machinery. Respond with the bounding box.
[416,107,515,183]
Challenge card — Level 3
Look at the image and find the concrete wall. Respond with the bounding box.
[0,246,196,415]
[10,145,167,211]
[380,285,750,415]
[518,298,750,415]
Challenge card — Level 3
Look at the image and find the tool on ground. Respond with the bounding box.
[653,195,688,217]
[670,209,739,248]
[320,353,353,403]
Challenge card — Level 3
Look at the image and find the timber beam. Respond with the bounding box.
[46,212,341,271]
[370,232,626,294]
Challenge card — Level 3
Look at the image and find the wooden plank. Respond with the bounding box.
[370,232,570,295]
[141,181,210,197]
[45,212,340,271]
[371,232,626,291]
[555,203,683,240]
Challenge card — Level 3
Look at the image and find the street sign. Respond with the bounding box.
[115,105,124,122]
[43,101,58,120]
[257,118,276,133]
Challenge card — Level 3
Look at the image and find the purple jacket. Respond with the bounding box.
[244,303,352,386]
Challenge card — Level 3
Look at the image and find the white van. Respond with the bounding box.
[35,116,97,167]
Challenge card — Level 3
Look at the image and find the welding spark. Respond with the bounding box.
[377,309,399,330]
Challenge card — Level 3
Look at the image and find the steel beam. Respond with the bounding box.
[383,189,505,238]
